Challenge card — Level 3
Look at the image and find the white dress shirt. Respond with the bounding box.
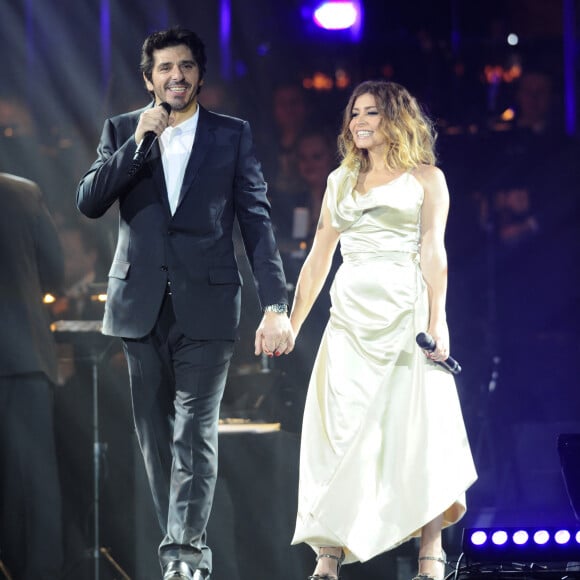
[159,107,200,215]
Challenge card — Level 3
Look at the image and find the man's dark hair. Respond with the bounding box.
[140,26,207,86]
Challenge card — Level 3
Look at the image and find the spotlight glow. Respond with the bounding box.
[470,530,488,546]
[313,2,358,30]
[534,530,550,545]
[492,530,508,545]
[507,33,519,46]
[513,530,529,545]
[555,530,571,544]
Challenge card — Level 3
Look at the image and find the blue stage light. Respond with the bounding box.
[471,530,487,546]
[534,530,550,545]
[300,0,363,43]
[463,527,580,563]
[492,530,508,545]
[555,529,571,544]
[312,1,360,31]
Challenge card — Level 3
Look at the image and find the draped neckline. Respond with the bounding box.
[354,171,410,197]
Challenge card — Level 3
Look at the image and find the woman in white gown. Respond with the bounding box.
[288,80,477,580]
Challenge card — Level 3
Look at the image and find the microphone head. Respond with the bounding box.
[416,332,436,350]
[160,102,172,114]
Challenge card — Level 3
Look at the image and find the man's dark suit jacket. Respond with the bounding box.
[0,173,64,383]
[77,104,288,340]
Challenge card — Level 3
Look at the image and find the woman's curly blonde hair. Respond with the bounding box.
[337,80,437,173]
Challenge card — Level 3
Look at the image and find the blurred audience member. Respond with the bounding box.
[485,68,574,199]
[198,78,240,116]
[0,172,64,580]
[0,96,45,187]
[294,128,338,237]
[270,127,338,247]
[476,182,540,248]
[0,96,36,136]
[0,94,91,220]
[513,69,558,135]
[257,81,311,197]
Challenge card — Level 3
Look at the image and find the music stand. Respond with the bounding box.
[51,320,129,580]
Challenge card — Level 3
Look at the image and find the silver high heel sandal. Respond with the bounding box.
[308,548,345,580]
[411,551,447,580]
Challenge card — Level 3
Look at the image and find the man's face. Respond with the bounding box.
[297,135,334,189]
[144,44,203,113]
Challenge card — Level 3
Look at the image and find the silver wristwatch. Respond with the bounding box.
[263,303,288,314]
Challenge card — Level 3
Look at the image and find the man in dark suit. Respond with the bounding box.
[0,172,65,579]
[76,27,294,580]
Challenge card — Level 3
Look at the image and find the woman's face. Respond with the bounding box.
[349,93,386,152]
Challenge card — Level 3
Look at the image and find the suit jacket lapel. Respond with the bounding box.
[150,143,173,216]
[177,106,213,210]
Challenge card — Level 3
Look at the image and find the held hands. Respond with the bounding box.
[254,312,295,357]
[134,103,172,146]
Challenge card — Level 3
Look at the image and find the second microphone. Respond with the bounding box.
[416,332,462,375]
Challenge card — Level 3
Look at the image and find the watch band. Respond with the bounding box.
[263,303,288,314]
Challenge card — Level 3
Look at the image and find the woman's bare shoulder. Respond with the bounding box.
[411,164,445,187]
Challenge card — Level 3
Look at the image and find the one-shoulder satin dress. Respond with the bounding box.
[291,166,477,564]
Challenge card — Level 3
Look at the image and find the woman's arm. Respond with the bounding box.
[416,165,451,361]
[290,193,340,338]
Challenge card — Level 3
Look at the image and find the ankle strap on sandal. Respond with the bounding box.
[316,546,344,565]
[317,552,344,563]
[418,555,447,565]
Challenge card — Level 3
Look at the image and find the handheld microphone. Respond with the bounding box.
[129,102,172,176]
[416,332,462,375]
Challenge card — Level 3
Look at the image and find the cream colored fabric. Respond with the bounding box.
[291,166,477,564]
